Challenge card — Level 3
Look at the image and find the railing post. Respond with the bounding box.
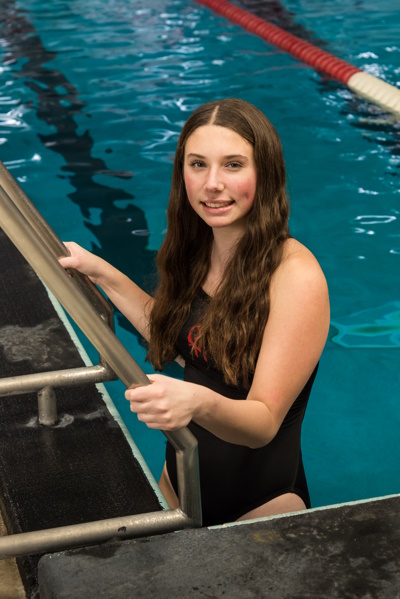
[38,386,58,426]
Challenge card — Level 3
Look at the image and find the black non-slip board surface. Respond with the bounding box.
[0,230,162,596]
[39,495,400,599]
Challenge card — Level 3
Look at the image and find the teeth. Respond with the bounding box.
[204,201,231,208]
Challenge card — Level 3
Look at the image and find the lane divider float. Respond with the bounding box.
[196,0,400,117]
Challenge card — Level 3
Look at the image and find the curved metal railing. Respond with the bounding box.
[0,161,202,559]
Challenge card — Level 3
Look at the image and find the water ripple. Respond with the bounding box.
[331,302,400,348]
[353,215,397,225]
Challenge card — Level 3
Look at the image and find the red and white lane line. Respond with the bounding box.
[196,0,400,116]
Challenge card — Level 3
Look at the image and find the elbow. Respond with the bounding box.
[247,440,266,450]
[245,399,278,449]
[246,429,277,450]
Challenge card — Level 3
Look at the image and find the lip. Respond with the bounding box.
[201,200,235,213]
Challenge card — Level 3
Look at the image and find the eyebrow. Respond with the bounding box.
[186,153,249,161]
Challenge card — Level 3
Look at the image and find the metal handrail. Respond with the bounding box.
[0,167,202,559]
[0,160,114,329]
[0,364,116,397]
[0,160,118,392]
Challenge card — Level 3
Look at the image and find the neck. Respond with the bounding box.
[211,225,243,264]
[203,226,243,295]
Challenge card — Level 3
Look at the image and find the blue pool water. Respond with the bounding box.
[0,0,399,509]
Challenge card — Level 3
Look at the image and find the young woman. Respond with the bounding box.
[59,98,330,527]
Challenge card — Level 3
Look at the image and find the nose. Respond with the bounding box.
[205,167,224,192]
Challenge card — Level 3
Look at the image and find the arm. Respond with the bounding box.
[195,244,330,447]
[125,243,330,448]
[59,242,153,341]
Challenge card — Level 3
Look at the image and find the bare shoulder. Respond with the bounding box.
[276,238,326,281]
[271,238,329,308]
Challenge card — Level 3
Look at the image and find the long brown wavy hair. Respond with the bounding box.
[147,98,290,388]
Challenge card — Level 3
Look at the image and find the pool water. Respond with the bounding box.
[0,0,399,509]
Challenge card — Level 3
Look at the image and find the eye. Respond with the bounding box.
[226,161,242,169]
[189,160,206,168]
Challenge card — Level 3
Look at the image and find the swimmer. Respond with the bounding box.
[59,98,330,526]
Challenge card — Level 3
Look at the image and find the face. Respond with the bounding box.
[183,125,257,233]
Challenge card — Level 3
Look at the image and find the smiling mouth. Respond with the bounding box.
[202,200,234,208]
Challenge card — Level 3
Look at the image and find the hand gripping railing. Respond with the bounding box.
[0,162,202,559]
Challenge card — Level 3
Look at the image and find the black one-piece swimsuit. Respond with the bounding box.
[165,287,318,527]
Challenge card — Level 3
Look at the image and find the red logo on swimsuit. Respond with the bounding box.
[187,325,207,362]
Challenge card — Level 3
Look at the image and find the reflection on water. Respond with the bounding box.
[331,302,400,347]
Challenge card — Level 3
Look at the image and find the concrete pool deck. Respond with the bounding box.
[38,494,400,598]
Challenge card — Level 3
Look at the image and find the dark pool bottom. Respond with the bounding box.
[38,495,400,598]
[0,230,162,596]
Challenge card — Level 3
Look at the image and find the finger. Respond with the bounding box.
[125,382,164,402]
[125,388,150,402]
[128,400,151,414]
[147,374,166,384]
[128,396,162,417]
[58,257,77,269]
[62,241,81,254]
[132,406,162,428]
[58,242,76,261]
[135,411,173,431]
